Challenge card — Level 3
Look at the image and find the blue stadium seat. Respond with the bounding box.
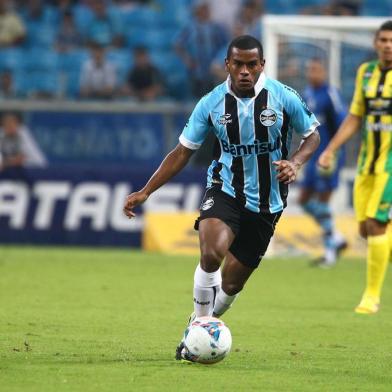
[122,6,162,28]
[107,49,133,83]
[25,23,57,48]
[58,50,90,98]
[13,69,60,97]
[22,49,59,71]
[155,0,191,25]
[58,50,89,72]
[32,70,60,96]
[73,5,93,36]
[61,69,81,98]
[150,52,189,100]
[360,2,391,16]
[13,71,30,97]
[0,48,24,72]
[126,27,176,50]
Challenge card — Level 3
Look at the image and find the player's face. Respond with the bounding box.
[2,115,19,135]
[375,30,392,67]
[306,61,326,87]
[225,47,264,97]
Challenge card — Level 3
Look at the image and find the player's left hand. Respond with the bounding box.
[123,191,148,219]
[272,160,300,184]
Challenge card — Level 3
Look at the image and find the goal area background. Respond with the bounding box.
[262,15,388,167]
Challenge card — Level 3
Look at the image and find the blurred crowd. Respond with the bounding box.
[0,0,387,101]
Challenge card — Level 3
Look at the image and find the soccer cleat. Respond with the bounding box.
[175,341,187,361]
[309,240,348,268]
[336,240,348,257]
[309,256,335,269]
[175,312,197,362]
[354,295,380,314]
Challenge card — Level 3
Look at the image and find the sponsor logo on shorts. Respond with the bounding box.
[201,197,214,211]
[260,109,277,126]
[378,202,391,211]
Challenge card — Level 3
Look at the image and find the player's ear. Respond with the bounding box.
[224,58,229,72]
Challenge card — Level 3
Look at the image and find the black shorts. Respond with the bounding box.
[194,186,282,269]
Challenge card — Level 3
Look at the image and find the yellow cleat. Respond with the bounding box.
[355,296,380,314]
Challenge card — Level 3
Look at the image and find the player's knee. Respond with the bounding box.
[359,231,368,239]
[222,281,244,296]
[365,218,387,236]
[358,221,368,238]
[200,249,224,271]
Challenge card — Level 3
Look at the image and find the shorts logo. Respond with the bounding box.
[379,202,391,211]
[201,197,214,211]
[260,109,277,126]
[218,113,232,125]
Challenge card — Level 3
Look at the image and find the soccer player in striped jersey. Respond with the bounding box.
[123,35,320,360]
[319,21,392,314]
[299,58,348,268]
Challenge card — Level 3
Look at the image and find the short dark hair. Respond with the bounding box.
[307,57,326,66]
[226,35,263,60]
[376,20,392,36]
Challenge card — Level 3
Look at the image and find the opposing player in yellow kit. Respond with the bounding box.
[319,20,392,314]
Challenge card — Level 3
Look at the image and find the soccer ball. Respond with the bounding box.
[182,316,232,364]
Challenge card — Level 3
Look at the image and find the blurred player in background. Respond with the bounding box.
[319,20,392,314]
[123,35,320,361]
[299,58,347,268]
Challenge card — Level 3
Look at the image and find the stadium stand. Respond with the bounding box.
[0,0,389,100]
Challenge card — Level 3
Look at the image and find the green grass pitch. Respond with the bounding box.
[1,246,392,392]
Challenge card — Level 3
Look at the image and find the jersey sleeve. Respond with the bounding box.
[349,63,367,117]
[284,85,320,137]
[179,96,211,150]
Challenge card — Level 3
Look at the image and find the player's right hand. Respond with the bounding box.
[123,191,148,219]
[318,149,335,170]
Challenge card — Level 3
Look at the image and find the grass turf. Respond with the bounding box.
[0,246,391,392]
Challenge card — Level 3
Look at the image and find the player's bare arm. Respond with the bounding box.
[273,130,320,184]
[123,143,194,218]
[318,113,362,169]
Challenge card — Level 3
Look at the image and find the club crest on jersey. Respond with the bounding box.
[260,109,277,126]
[201,197,214,211]
[218,113,232,125]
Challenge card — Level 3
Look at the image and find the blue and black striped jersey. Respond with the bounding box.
[179,73,320,213]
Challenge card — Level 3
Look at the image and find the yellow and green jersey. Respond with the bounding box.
[350,61,392,175]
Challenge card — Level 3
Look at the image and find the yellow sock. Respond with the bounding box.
[365,234,390,300]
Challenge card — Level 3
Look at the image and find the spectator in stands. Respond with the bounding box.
[21,0,56,25]
[0,112,47,171]
[84,0,124,47]
[122,46,164,101]
[112,0,150,10]
[327,0,361,15]
[174,0,229,98]
[79,42,117,99]
[208,0,242,32]
[0,70,15,99]
[49,0,77,12]
[234,0,263,39]
[301,0,361,15]
[0,0,25,47]
[56,9,80,52]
